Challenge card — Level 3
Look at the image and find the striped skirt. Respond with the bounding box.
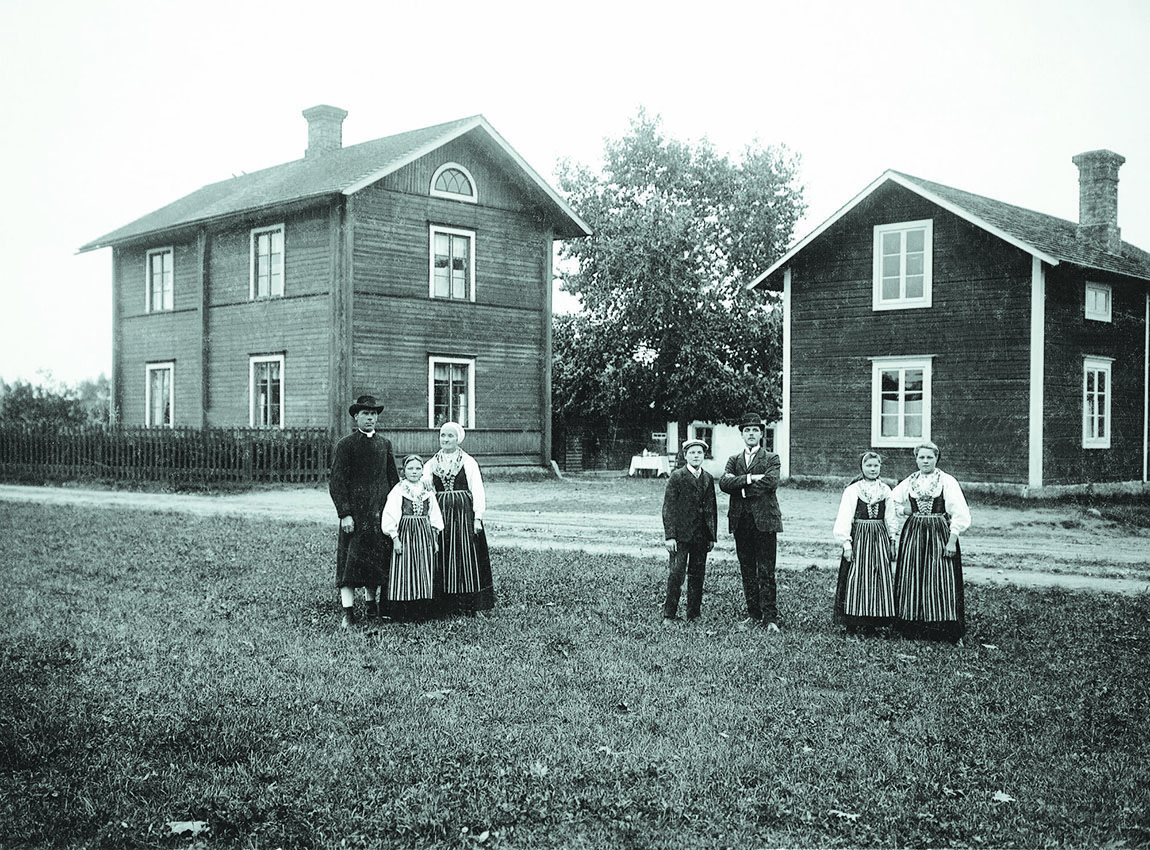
[894,513,964,640]
[389,515,436,601]
[834,517,895,627]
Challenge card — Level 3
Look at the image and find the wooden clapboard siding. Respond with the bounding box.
[788,183,1034,483]
[351,295,543,429]
[377,134,541,214]
[351,181,547,311]
[1042,265,1147,484]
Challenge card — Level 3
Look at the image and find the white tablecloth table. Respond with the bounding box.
[628,455,671,477]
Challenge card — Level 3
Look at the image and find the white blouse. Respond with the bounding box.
[890,470,971,537]
[380,482,444,538]
[832,480,898,544]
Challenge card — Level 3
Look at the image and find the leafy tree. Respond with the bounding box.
[0,373,111,425]
[553,109,804,433]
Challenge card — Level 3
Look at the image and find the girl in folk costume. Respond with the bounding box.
[832,451,898,637]
[381,455,444,622]
[424,422,496,614]
[890,442,972,644]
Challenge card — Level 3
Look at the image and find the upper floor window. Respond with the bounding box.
[430,163,477,203]
[430,226,475,301]
[1085,282,1112,322]
[1083,356,1113,449]
[873,220,932,310]
[146,247,173,312]
[251,225,284,298]
[145,362,174,427]
[871,356,932,447]
[250,354,284,428]
[429,356,475,429]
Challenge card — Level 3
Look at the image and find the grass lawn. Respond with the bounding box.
[2,501,1148,850]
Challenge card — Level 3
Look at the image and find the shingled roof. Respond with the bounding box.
[79,114,591,252]
[751,168,1150,288]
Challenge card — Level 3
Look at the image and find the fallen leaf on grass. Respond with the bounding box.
[896,653,918,662]
[993,790,1016,803]
[423,689,453,700]
[981,643,999,650]
[829,809,860,821]
[166,821,208,836]
[596,745,628,756]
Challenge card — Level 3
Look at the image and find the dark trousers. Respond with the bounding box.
[664,541,708,619]
[733,515,778,623]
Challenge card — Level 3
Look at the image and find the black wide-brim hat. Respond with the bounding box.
[349,394,385,416]
[737,412,765,430]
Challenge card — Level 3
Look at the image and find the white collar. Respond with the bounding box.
[357,429,375,438]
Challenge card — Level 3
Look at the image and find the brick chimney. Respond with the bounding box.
[1072,149,1125,253]
[302,105,348,158]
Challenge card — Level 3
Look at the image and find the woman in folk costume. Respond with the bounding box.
[425,422,496,614]
[832,451,898,637]
[890,442,971,644]
[381,455,444,622]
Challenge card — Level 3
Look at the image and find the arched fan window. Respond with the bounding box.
[430,162,477,203]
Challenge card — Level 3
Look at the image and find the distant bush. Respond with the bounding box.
[0,374,110,426]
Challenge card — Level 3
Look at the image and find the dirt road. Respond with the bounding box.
[1,480,1147,595]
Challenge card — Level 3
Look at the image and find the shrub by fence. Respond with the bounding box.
[0,425,333,486]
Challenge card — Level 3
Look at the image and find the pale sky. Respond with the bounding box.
[1,0,1147,386]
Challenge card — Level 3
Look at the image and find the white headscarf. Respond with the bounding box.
[440,421,465,443]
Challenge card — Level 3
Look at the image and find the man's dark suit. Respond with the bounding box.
[719,447,783,624]
[661,465,718,619]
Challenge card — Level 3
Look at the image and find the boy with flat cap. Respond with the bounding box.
[329,395,400,628]
[719,412,784,632]
[660,438,717,623]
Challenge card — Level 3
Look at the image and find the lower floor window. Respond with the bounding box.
[689,423,715,458]
[251,355,284,428]
[1083,356,1113,449]
[145,362,174,427]
[871,356,932,447]
[430,356,475,428]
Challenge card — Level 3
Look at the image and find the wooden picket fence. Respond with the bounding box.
[0,425,333,486]
[0,425,546,486]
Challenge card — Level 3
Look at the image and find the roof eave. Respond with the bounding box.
[77,191,342,254]
[749,170,1062,290]
[340,115,591,239]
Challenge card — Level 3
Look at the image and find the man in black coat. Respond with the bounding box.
[719,412,784,631]
[329,395,400,628]
[661,438,718,623]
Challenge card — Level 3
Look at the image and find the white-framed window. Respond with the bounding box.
[1085,282,1112,322]
[250,354,285,428]
[429,356,475,429]
[873,220,933,310]
[250,224,284,298]
[429,225,475,301]
[688,422,715,458]
[146,247,173,312]
[145,362,174,427]
[430,162,478,203]
[871,356,932,447]
[1083,356,1113,449]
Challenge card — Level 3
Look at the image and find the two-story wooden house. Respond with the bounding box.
[79,106,590,466]
[751,150,1150,491]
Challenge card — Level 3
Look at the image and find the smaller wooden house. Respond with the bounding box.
[752,150,1150,491]
[79,107,591,466]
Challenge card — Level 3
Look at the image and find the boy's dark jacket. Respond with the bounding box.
[661,465,718,543]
